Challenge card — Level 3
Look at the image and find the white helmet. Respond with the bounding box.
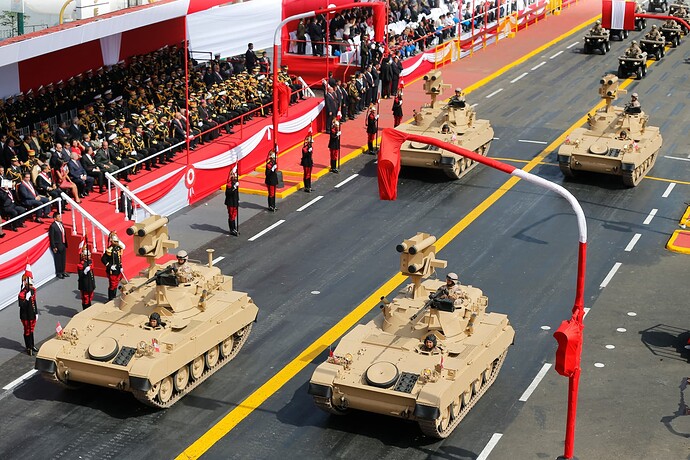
[447,272,458,281]
[177,250,188,260]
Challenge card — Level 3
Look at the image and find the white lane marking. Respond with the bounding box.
[296,195,324,212]
[625,233,641,252]
[662,182,676,198]
[594,362,605,368]
[567,41,580,49]
[486,88,504,98]
[600,263,622,288]
[664,155,690,162]
[518,139,548,145]
[311,290,320,295]
[3,369,38,391]
[493,137,500,140]
[471,103,479,108]
[627,311,637,317]
[540,325,551,330]
[584,307,591,317]
[334,174,359,188]
[531,61,546,70]
[550,50,564,59]
[643,209,657,225]
[519,363,552,402]
[248,220,285,241]
[212,256,225,264]
[605,344,615,349]
[477,433,504,460]
[510,72,529,83]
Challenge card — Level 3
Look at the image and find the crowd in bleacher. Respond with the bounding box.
[0,42,305,236]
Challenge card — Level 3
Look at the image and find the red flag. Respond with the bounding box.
[601,0,636,30]
[440,354,444,370]
[328,346,334,358]
[152,338,160,352]
[24,257,33,281]
[56,322,63,336]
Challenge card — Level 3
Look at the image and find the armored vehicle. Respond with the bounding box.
[393,71,494,180]
[618,52,647,79]
[661,20,683,46]
[35,215,259,408]
[583,29,611,54]
[649,0,669,12]
[308,233,514,438]
[557,75,663,187]
[669,0,689,16]
[640,36,666,60]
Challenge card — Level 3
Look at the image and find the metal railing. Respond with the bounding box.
[0,197,62,231]
[60,192,111,252]
[105,171,157,223]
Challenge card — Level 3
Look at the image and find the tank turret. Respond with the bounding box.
[308,233,514,438]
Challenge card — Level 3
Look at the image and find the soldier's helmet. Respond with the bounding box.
[177,250,188,260]
[424,334,437,349]
[595,19,601,25]
[652,24,657,29]
[632,40,637,45]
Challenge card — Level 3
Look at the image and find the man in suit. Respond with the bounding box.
[17,172,49,221]
[54,121,70,145]
[0,180,26,230]
[67,152,94,197]
[49,143,71,170]
[245,43,258,73]
[48,212,69,279]
[81,147,106,192]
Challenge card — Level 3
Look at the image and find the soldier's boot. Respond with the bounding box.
[108,288,116,300]
[330,160,339,173]
[305,178,312,192]
[229,219,238,236]
[82,302,88,310]
[30,333,38,353]
[24,335,32,356]
[367,141,374,154]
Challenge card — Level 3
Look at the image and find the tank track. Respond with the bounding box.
[417,350,507,438]
[444,141,491,180]
[622,151,657,187]
[41,372,83,389]
[132,323,253,408]
[559,161,575,178]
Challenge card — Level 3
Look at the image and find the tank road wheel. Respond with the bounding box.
[205,345,220,369]
[445,157,463,180]
[451,393,464,420]
[145,380,161,402]
[220,336,235,359]
[174,365,190,392]
[190,355,205,380]
[158,376,174,404]
[560,161,575,178]
[221,323,253,362]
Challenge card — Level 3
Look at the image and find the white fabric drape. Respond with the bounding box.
[100,33,122,66]
[0,62,20,98]
[195,127,271,170]
[611,0,626,29]
[147,176,189,217]
[187,0,281,59]
[278,101,324,133]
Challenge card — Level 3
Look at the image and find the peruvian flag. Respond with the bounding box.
[440,354,444,370]
[56,322,63,336]
[152,338,160,353]
[24,258,33,280]
[602,0,636,30]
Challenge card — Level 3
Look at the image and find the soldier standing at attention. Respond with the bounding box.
[265,150,279,212]
[77,243,96,310]
[328,119,341,174]
[225,168,240,236]
[301,133,314,192]
[101,231,125,300]
[365,104,378,155]
[392,87,403,127]
[18,270,39,356]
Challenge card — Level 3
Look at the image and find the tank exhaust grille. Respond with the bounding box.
[113,346,137,366]
[394,372,420,393]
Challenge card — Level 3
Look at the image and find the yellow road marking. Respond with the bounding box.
[178,13,644,460]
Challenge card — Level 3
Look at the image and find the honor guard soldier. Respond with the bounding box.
[101,231,125,300]
[365,104,379,155]
[225,167,240,236]
[328,119,341,173]
[392,86,403,127]
[301,133,314,191]
[77,242,96,309]
[18,270,39,356]
[264,150,279,212]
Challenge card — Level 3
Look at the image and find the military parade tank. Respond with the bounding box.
[308,233,515,438]
[34,215,259,408]
[557,74,663,187]
[394,71,494,180]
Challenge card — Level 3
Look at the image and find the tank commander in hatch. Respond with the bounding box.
[431,272,469,305]
[590,19,604,35]
[646,24,663,40]
[441,123,451,134]
[422,334,438,352]
[625,40,642,58]
[624,93,641,114]
[174,250,194,283]
[448,88,466,109]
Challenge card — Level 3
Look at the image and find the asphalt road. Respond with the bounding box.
[2,21,690,460]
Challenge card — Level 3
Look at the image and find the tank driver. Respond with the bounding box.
[422,333,438,353]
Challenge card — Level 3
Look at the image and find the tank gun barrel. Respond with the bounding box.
[127,216,169,237]
[125,265,176,294]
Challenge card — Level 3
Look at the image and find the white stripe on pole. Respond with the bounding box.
[611,0,626,30]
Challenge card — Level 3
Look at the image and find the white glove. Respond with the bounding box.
[375,115,379,120]
[336,132,341,137]
[111,265,118,271]
[84,266,91,274]
[198,122,203,127]
[26,291,31,300]
[188,135,194,139]
[271,165,277,172]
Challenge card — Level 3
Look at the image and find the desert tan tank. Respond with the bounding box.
[394,71,494,180]
[34,215,258,408]
[557,74,662,187]
[308,233,514,438]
